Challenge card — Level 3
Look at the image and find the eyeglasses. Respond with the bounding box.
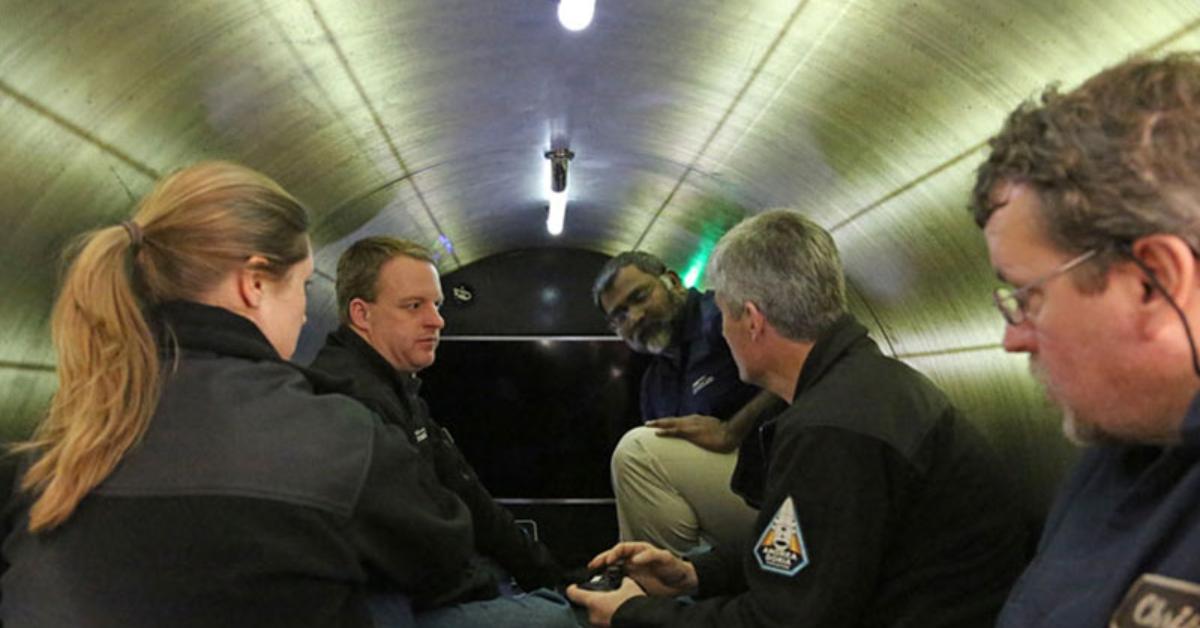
[993,237,1200,379]
[993,249,1098,326]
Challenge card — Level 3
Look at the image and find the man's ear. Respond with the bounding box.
[236,255,272,309]
[1130,235,1197,333]
[660,271,683,290]
[744,301,766,340]
[1132,236,1196,302]
[348,297,371,332]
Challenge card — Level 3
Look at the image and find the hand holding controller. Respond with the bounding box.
[577,560,625,592]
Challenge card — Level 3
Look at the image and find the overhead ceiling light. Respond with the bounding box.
[545,148,574,236]
[557,0,595,31]
[547,191,567,236]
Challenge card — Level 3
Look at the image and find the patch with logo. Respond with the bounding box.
[691,374,715,395]
[754,496,809,576]
[1110,573,1200,628]
[414,427,428,443]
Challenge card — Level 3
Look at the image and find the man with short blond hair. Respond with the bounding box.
[334,237,438,326]
[310,236,574,628]
[972,53,1200,626]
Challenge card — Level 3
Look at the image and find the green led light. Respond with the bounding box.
[683,263,703,288]
[682,240,716,289]
[678,200,751,289]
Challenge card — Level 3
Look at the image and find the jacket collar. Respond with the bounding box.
[328,324,423,395]
[791,314,872,402]
[677,288,706,343]
[661,288,705,362]
[157,301,281,363]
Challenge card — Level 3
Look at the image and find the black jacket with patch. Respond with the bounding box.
[613,315,1030,628]
[309,325,562,595]
[1,301,484,628]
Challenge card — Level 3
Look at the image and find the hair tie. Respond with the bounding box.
[120,221,143,249]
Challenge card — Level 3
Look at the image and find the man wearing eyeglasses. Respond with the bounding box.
[592,252,782,556]
[973,54,1200,626]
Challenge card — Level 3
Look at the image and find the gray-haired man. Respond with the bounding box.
[571,210,1028,628]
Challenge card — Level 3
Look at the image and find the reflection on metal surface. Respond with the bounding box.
[0,80,160,179]
[893,343,1003,361]
[835,155,1006,355]
[0,1,1197,505]
[300,0,460,266]
[631,0,814,251]
[0,369,56,441]
[0,360,55,374]
[827,142,987,235]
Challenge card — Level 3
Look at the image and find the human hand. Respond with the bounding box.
[566,577,645,627]
[587,542,698,598]
[645,414,736,452]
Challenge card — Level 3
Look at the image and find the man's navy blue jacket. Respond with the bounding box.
[998,393,1200,626]
[639,289,758,422]
[640,289,770,504]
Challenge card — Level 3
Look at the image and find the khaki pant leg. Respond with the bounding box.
[610,426,758,555]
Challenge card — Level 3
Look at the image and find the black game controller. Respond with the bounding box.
[577,561,626,592]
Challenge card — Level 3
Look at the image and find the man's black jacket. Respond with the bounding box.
[613,315,1030,627]
[309,326,563,603]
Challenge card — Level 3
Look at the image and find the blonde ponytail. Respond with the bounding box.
[18,225,160,532]
[15,161,309,532]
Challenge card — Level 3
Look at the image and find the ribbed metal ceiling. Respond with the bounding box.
[3,0,1199,509]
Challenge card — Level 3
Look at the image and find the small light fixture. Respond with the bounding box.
[545,148,574,236]
[547,192,567,236]
[557,0,595,31]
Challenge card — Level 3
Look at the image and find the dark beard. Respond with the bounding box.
[630,287,685,354]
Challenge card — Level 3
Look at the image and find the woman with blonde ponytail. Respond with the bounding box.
[1,162,481,628]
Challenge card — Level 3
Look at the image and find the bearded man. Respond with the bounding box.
[593,252,783,556]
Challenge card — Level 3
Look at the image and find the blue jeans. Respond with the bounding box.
[369,588,580,628]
